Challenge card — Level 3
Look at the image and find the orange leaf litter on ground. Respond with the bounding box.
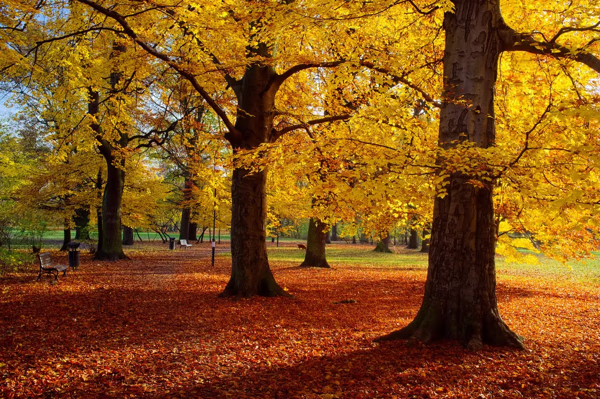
[1,243,599,398]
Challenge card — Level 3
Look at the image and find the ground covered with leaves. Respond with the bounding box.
[1,243,599,398]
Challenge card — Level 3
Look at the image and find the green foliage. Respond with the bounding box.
[0,248,34,275]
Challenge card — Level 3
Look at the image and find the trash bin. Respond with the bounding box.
[68,242,81,270]
[169,237,175,250]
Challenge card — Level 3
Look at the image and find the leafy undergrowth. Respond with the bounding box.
[1,243,599,398]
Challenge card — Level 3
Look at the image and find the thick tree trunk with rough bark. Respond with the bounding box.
[378,0,523,349]
[188,222,197,241]
[95,169,103,255]
[74,208,91,240]
[122,226,134,245]
[331,224,338,241]
[179,177,193,240]
[300,218,330,268]
[222,168,289,297]
[374,234,393,253]
[60,224,71,251]
[179,208,190,241]
[95,158,127,260]
[220,53,289,297]
[420,226,430,253]
[420,238,430,253]
[407,229,419,249]
[88,86,127,260]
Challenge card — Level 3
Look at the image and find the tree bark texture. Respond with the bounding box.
[60,224,71,251]
[95,158,127,260]
[220,53,288,297]
[374,234,393,253]
[179,208,191,241]
[300,218,330,268]
[420,226,430,253]
[95,168,103,255]
[74,208,91,240]
[331,224,338,241]
[407,229,419,249]
[89,44,129,261]
[188,222,197,241]
[221,168,289,297]
[179,177,193,240]
[378,0,523,349]
[122,226,134,245]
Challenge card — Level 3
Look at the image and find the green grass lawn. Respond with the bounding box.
[267,244,428,268]
[267,243,600,288]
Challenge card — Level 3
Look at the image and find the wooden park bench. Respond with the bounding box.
[179,239,192,249]
[36,252,68,282]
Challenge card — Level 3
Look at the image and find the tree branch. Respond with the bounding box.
[267,60,345,93]
[501,27,600,74]
[406,0,440,15]
[74,0,243,143]
[359,60,441,108]
[162,8,241,94]
[25,27,122,56]
[270,114,350,142]
[550,21,600,43]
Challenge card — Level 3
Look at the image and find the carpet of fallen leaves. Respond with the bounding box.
[1,242,599,398]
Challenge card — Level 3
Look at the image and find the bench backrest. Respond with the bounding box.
[38,253,53,268]
[180,239,188,245]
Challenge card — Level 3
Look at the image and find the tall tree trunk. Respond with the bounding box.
[374,233,392,253]
[221,168,289,297]
[95,158,127,260]
[179,208,190,241]
[378,0,523,349]
[188,222,197,241]
[74,208,91,240]
[90,43,129,261]
[407,229,419,249]
[179,177,193,240]
[219,50,287,297]
[60,222,71,251]
[300,218,330,268]
[331,224,338,241]
[198,226,207,243]
[420,226,430,253]
[122,226,134,245]
[325,231,331,244]
[95,168,103,255]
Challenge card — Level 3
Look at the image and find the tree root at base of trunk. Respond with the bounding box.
[375,309,525,350]
[93,252,129,261]
[218,278,294,298]
[299,261,330,268]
